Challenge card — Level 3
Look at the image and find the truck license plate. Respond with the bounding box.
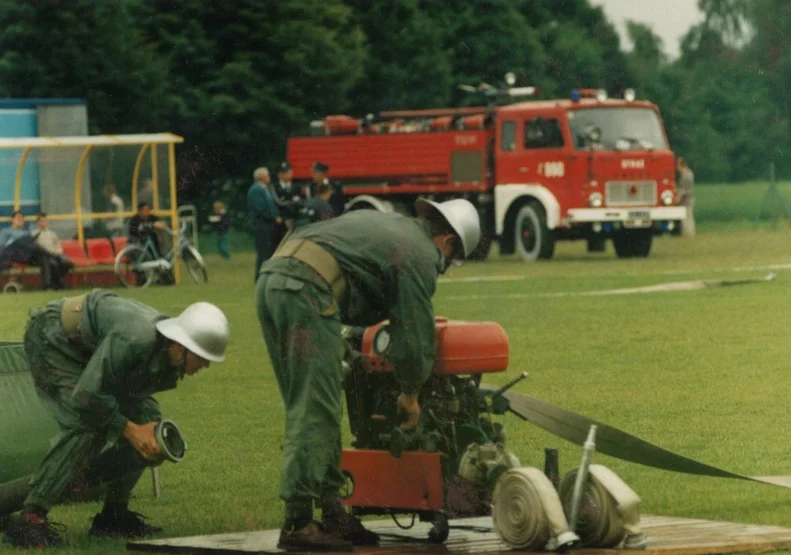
[625,210,651,228]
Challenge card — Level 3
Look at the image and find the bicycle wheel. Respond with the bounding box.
[115,245,157,288]
[182,245,208,284]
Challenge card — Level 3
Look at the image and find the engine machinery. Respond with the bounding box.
[340,318,515,536]
[339,317,646,550]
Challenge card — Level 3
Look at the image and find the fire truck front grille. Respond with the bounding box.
[605,181,657,206]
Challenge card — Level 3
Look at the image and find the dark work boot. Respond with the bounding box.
[277,521,354,552]
[89,508,162,539]
[2,513,66,548]
[323,511,380,546]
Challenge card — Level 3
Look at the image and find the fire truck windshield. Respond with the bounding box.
[567,107,669,152]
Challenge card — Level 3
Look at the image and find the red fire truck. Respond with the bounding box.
[286,85,686,261]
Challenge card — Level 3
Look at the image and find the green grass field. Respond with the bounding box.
[3,184,791,554]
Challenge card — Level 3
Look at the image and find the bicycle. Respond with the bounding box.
[114,221,208,288]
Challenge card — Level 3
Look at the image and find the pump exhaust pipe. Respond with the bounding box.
[0,420,186,518]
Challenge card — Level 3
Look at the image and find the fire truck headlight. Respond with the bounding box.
[661,190,675,206]
[588,192,603,208]
[624,88,636,102]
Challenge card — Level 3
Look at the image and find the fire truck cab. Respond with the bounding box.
[286,87,686,261]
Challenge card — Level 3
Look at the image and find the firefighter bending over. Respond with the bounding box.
[2,289,230,549]
[255,199,481,552]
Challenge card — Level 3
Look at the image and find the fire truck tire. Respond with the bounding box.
[514,202,555,262]
[587,236,606,253]
[612,229,652,259]
[468,231,492,260]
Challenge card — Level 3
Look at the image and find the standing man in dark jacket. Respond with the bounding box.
[273,162,303,203]
[247,167,282,283]
[2,289,230,548]
[269,162,303,245]
[310,162,345,216]
[255,199,481,552]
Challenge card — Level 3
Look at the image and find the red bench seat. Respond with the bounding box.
[85,238,116,265]
[60,240,97,267]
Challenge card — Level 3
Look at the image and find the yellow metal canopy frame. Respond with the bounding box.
[0,132,185,285]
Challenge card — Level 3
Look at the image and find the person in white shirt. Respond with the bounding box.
[677,157,695,238]
[103,185,125,236]
[34,213,72,289]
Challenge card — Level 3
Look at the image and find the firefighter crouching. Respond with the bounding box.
[255,199,481,552]
[3,289,230,549]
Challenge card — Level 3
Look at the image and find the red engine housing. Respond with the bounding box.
[340,450,444,512]
[360,316,509,376]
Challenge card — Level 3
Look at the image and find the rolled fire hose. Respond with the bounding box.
[480,385,791,490]
[492,467,579,551]
[560,465,647,550]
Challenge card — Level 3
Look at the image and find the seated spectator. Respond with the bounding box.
[0,211,62,290]
[33,213,73,289]
[0,210,31,248]
[288,182,337,229]
[127,202,168,257]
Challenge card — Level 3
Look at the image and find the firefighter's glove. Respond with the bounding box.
[123,421,162,462]
[396,393,421,432]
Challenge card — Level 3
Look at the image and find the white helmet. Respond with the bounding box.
[156,302,230,362]
[415,198,481,259]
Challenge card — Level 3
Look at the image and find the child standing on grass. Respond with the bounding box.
[208,201,232,260]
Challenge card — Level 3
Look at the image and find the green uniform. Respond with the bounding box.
[255,210,443,511]
[22,289,178,511]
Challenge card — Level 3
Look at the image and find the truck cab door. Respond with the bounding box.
[522,115,571,211]
[495,118,523,183]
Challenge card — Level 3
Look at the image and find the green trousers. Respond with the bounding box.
[23,305,159,512]
[255,260,346,505]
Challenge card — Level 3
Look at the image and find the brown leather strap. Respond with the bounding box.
[272,239,347,304]
[60,293,87,341]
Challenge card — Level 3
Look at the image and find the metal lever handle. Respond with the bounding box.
[491,372,529,398]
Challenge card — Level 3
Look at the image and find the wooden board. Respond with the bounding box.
[126,514,791,555]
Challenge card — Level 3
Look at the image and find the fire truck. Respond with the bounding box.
[285,82,686,261]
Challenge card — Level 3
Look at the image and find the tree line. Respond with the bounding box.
[0,0,786,220]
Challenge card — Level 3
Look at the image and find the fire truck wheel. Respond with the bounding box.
[467,231,492,260]
[587,236,606,253]
[612,229,652,258]
[514,203,555,262]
